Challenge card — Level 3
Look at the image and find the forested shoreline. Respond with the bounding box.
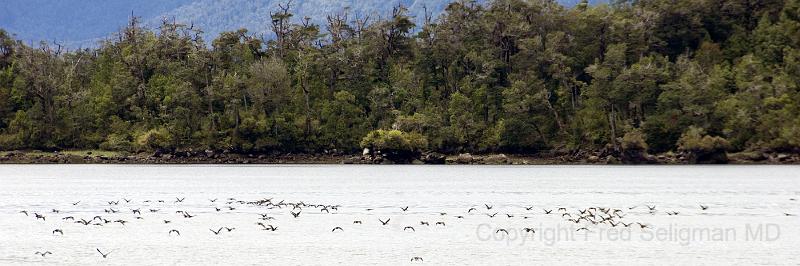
[1,0,799,163]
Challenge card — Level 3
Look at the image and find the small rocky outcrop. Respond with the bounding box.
[455,153,474,164]
[483,154,509,164]
[421,152,446,164]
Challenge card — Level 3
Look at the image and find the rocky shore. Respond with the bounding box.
[0,149,798,165]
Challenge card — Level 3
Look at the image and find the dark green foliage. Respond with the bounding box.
[0,0,799,156]
[620,129,650,163]
[678,126,732,163]
[361,129,428,162]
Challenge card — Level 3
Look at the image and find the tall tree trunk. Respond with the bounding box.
[609,105,617,147]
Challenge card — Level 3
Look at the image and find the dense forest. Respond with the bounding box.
[0,0,799,160]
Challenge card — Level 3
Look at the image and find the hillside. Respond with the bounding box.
[0,0,603,47]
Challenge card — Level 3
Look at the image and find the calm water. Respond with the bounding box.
[0,165,798,265]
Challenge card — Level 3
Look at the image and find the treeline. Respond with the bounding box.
[1,0,799,156]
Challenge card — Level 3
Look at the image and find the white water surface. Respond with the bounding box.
[0,165,798,265]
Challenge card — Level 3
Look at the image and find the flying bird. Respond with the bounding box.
[261,224,278,231]
[209,227,224,235]
[332,227,344,232]
[35,251,52,257]
[379,219,391,225]
[96,249,112,258]
[169,229,180,236]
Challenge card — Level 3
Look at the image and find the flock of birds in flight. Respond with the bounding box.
[16,196,799,262]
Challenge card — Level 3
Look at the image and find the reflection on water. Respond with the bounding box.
[0,165,798,265]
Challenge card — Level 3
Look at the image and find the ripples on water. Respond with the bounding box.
[0,165,798,265]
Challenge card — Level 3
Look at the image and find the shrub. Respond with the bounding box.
[99,133,134,152]
[0,133,21,150]
[620,129,650,163]
[621,129,648,151]
[360,129,428,163]
[678,126,731,163]
[135,128,173,152]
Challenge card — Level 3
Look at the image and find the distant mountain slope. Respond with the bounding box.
[0,0,605,48]
[0,0,195,47]
[154,0,470,41]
